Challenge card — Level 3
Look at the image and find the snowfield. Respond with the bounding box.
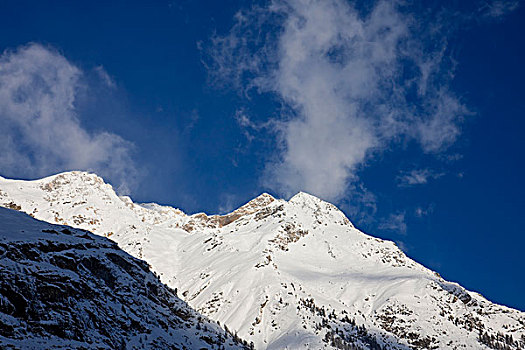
[1,171,524,349]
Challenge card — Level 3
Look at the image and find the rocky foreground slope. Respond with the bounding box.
[0,207,248,349]
[1,171,524,349]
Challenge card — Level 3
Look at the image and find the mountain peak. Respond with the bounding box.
[288,191,334,211]
[39,171,108,191]
[288,191,353,227]
[45,170,99,180]
[289,191,322,203]
[233,193,275,214]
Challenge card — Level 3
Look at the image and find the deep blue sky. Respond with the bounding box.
[0,0,524,311]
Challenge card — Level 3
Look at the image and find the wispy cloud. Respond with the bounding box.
[379,212,407,235]
[398,169,444,187]
[206,0,469,201]
[234,108,257,143]
[479,0,520,19]
[217,193,242,214]
[415,204,434,217]
[234,108,277,145]
[340,183,378,226]
[395,240,409,252]
[182,108,200,134]
[0,43,137,193]
[94,65,116,89]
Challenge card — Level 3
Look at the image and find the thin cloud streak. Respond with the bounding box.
[398,169,444,187]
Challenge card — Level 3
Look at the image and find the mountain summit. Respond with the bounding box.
[1,171,524,349]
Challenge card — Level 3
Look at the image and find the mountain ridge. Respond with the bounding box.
[1,171,524,349]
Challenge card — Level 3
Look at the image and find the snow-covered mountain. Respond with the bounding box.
[0,207,249,349]
[1,171,524,349]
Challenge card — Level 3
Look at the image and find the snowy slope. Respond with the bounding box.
[1,171,524,349]
[0,207,249,349]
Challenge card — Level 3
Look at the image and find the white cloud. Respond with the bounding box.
[379,212,407,235]
[0,43,137,193]
[207,0,469,201]
[398,169,444,186]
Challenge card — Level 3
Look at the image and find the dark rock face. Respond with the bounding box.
[0,208,247,349]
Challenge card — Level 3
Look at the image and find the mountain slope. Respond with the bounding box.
[1,171,524,349]
[0,207,248,349]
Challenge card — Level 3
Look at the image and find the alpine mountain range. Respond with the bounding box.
[0,171,524,349]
